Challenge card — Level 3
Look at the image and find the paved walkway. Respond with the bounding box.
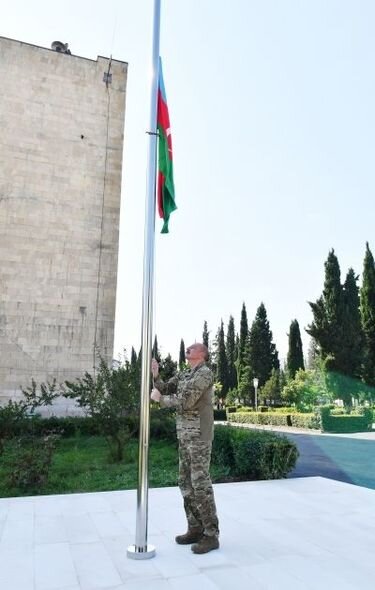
[1,477,374,590]
[226,422,375,489]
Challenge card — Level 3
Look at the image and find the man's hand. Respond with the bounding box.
[151,358,159,378]
[151,388,162,403]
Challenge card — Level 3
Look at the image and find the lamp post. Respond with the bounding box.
[253,378,259,412]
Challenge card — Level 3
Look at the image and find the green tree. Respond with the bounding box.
[281,367,331,409]
[308,250,366,404]
[64,356,140,461]
[341,268,363,380]
[287,319,304,379]
[307,249,349,402]
[216,320,229,396]
[238,303,249,368]
[360,242,375,386]
[152,335,161,363]
[160,353,177,381]
[248,303,280,395]
[235,333,240,362]
[179,339,186,370]
[306,338,318,369]
[237,353,253,405]
[236,302,249,387]
[130,347,137,367]
[226,315,237,390]
[202,321,209,348]
[307,249,344,362]
[260,368,282,406]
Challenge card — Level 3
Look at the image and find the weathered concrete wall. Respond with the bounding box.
[0,37,127,412]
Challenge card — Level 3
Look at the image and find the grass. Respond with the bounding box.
[0,435,230,498]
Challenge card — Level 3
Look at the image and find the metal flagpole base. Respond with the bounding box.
[127,544,156,560]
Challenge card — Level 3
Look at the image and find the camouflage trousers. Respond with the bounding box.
[178,439,219,538]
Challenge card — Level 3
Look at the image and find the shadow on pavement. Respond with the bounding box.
[285,432,375,490]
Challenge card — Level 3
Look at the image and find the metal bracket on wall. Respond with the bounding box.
[103,55,113,87]
[103,72,112,85]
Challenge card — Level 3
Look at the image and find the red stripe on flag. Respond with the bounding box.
[157,91,173,157]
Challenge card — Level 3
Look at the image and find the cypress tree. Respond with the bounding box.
[307,249,344,362]
[179,338,186,370]
[238,303,249,368]
[216,320,229,395]
[237,346,252,405]
[202,321,209,348]
[235,333,240,362]
[226,315,237,390]
[308,250,365,404]
[287,320,304,379]
[342,268,363,378]
[306,338,318,369]
[137,346,142,375]
[237,302,249,387]
[360,242,375,385]
[248,303,280,393]
[130,347,137,367]
[152,335,161,364]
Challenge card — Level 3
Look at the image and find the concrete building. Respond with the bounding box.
[0,36,127,411]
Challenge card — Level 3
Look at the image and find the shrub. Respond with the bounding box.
[289,413,319,429]
[320,407,373,433]
[228,412,289,427]
[149,408,177,441]
[212,425,298,480]
[21,416,101,438]
[212,425,235,468]
[2,410,177,446]
[214,409,227,421]
[282,368,329,407]
[0,380,59,454]
[63,356,140,461]
[228,411,320,429]
[225,389,239,406]
[6,434,59,492]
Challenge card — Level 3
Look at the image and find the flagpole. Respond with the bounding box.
[127,0,161,560]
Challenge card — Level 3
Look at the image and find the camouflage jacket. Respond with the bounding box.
[155,362,214,442]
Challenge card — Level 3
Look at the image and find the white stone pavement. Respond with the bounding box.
[0,477,374,590]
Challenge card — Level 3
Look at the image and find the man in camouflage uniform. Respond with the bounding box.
[151,342,220,554]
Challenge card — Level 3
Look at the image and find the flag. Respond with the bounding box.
[157,58,176,233]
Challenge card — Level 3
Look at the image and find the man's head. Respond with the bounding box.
[185,343,209,367]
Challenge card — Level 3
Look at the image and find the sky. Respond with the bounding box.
[3,0,375,364]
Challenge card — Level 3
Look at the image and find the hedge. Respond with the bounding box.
[320,407,373,433]
[227,411,319,429]
[212,425,298,480]
[214,409,227,421]
[290,413,320,429]
[7,409,177,442]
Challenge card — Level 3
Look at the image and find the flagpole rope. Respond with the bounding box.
[93,83,111,370]
[109,0,120,56]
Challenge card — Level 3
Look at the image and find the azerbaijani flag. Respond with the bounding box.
[157,58,176,234]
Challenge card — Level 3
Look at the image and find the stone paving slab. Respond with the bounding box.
[0,477,374,589]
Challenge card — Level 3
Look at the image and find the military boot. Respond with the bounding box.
[191,534,219,554]
[175,527,204,545]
